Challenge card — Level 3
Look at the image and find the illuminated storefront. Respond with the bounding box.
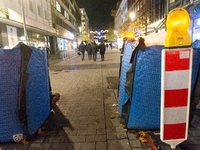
[193,18,200,42]
[57,30,77,51]
[0,23,52,49]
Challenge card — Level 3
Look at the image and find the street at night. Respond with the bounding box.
[1,0,200,150]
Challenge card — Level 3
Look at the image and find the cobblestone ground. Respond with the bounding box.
[1,49,200,150]
[46,49,149,150]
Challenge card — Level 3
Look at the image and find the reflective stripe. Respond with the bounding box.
[164,123,186,140]
[165,70,190,90]
[164,107,187,124]
[165,50,190,71]
[165,89,188,107]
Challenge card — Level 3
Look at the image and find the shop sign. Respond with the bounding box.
[7,25,18,48]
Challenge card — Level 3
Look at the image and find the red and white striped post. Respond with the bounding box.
[160,47,193,149]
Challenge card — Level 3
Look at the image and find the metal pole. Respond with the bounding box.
[167,0,169,14]
[21,0,28,45]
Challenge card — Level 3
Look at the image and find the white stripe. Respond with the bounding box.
[164,107,187,124]
[165,70,189,90]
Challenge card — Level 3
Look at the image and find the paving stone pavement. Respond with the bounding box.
[1,49,200,150]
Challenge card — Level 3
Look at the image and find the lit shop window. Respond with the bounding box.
[56,1,61,12]
[198,19,200,26]
[64,10,69,20]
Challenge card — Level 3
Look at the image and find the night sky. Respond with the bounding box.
[75,0,118,30]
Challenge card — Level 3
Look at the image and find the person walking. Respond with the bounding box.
[106,43,108,51]
[86,42,92,60]
[78,41,86,60]
[109,43,112,50]
[91,41,98,61]
[98,42,106,61]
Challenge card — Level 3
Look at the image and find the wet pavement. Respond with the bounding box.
[0,49,200,150]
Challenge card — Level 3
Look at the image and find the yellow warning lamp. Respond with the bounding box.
[125,31,135,40]
[165,8,191,47]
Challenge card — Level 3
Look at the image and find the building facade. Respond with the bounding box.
[0,0,82,59]
[115,0,128,48]
[51,0,81,58]
[115,0,200,44]
[78,8,90,43]
[79,8,89,33]
[0,0,56,49]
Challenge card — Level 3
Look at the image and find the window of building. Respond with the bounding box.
[64,10,69,20]
[183,0,190,5]
[170,0,175,3]
[140,0,143,9]
[56,1,61,12]
[29,0,33,12]
[71,0,74,6]
[198,19,200,26]
[136,2,139,11]
[38,5,41,16]
[69,5,72,12]
[44,10,47,19]
[175,2,181,7]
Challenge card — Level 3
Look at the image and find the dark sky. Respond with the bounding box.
[75,0,118,30]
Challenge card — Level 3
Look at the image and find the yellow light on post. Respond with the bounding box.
[165,8,191,47]
[125,31,134,39]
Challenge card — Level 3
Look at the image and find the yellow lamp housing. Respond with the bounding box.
[125,31,135,40]
[165,8,191,47]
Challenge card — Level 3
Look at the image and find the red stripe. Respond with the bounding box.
[165,50,190,71]
[164,123,186,140]
[165,89,188,107]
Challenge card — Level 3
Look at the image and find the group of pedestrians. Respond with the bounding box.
[78,41,106,61]
[105,43,112,50]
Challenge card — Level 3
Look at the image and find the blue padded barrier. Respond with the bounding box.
[192,40,200,48]
[0,45,27,142]
[127,45,163,129]
[0,44,50,142]
[126,45,200,129]
[118,40,137,116]
[26,47,50,135]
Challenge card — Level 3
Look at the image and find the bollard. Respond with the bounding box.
[160,8,193,149]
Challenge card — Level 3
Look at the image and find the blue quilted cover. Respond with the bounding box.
[118,40,137,116]
[127,45,163,129]
[0,45,26,142]
[0,44,50,142]
[26,47,50,135]
[126,45,200,129]
[192,40,200,48]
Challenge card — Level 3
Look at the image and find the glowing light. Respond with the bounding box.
[130,12,135,21]
[125,31,134,39]
[166,9,190,33]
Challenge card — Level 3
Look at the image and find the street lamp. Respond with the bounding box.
[130,13,135,31]
[79,27,82,33]
[130,12,135,21]
[130,12,135,32]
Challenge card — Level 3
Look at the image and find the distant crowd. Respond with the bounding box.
[78,41,113,61]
